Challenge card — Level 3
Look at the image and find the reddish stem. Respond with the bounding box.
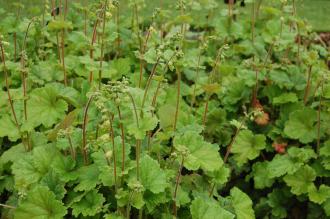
[82,96,94,165]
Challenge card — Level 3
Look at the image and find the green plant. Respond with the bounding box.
[0,0,330,218]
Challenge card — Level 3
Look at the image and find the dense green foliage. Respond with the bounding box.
[0,0,329,218]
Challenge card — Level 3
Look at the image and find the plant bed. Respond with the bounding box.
[0,0,329,218]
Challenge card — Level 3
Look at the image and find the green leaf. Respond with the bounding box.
[174,131,223,172]
[131,191,145,209]
[103,58,132,79]
[12,155,41,189]
[128,116,158,140]
[284,108,317,143]
[71,190,105,217]
[51,155,78,183]
[23,84,68,129]
[266,188,292,218]
[324,198,330,216]
[267,147,316,179]
[143,48,158,64]
[92,150,116,187]
[11,145,58,189]
[190,197,234,219]
[231,130,266,166]
[308,184,330,204]
[252,161,274,189]
[207,165,230,185]
[267,154,300,178]
[273,92,298,105]
[287,147,317,163]
[230,187,255,219]
[0,115,20,141]
[74,164,100,192]
[0,143,25,164]
[139,155,167,194]
[175,186,191,207]
[32,145,58,175]
[283,165,316,195]
[144,191,168,212]
[320,140,330,157]
[40,170,66,200]
[14,186,66,219]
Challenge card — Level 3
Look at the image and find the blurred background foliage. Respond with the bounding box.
[0,0,330,31]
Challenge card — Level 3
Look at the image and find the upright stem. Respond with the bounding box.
[0,40,19,129]
[191,49,202,109]
[64,0,68,19]
[116,4,121,56]
[89,5,104,83]
[203,46,223,126]
[202,95,210,126]
[256,0,263,19]
[61,29,67,86]
[99,0,108,89]
[42,0,46,26]
[141,58,161,113]
[14,33,17,61]
[21,18,35,121]
[133,3,142,51]
[147,80,162,151]
[303,65,313,105]
[173,156,184,217]
[109,113,117,190]
[136,139,141,180]
[84,9,87,36]
[62,0,68,86]
[138,28,152,88]
[251,0,255,44]
[173,68,181,132]
[223,120,246,163]
[82,96,94,165]
[251,69,259,106]
[228,0,235,22]
[117,106,126,174]
[316,82,324,155]
[209,118,246,197]
[127,92,141,179]
[51,0,62,62]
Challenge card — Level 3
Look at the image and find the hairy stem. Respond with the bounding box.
[316,82,324,155]
[109,113,117,191]
[138,28,152,88]
[191,48,202,109]
[51,0,62,63]
[209,118,246,197]
[89,4,104,82]
[173,67,181,132]
[202,95,210,126]
[303,65,313,105]
[141,58,161,114]
[0,39,19,129]
[116,4,121,56]
[98,0,108,89]
[117,105,126,175]
[14,33,17,61]
[82,96,94,165]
